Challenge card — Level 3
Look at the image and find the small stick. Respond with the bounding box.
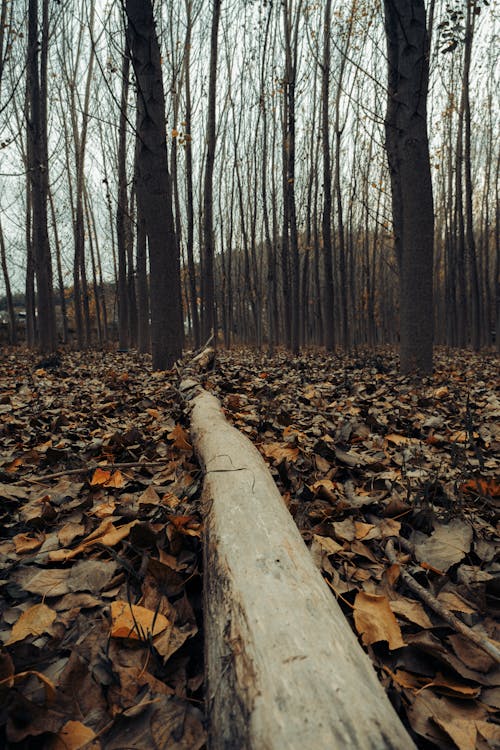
[385,538,500,664]
[16,460,167,484]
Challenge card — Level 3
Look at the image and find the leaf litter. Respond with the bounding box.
[1,346,499,749]
[0,350,205,749]
[208,347,500,750]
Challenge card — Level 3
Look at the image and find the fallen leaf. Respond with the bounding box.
[49,720,97,750]
[6,603,57,644]
[167,424,192,451]
[413,519,473,573]
[110,600,170,641]
[390,597,433,629]
[12,559,118,597]
[261,442,299,463]
[353,591,405,649]
[13,532,45,553]
[460,477,500,498]
[90,467,112,486]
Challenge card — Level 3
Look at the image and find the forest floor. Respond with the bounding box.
[0,346,498,749]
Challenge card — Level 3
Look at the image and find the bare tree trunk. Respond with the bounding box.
[183,0,200,349]
[27,0,56,353]
[462,5,480,351]
[321,0,335,351]
[126,0,183,370]
[48,187,69,344]
[282,0,301,355]
[0,218,17,345]
[383,0,434,374]
[202,0,221,343]
[116,40,130,351]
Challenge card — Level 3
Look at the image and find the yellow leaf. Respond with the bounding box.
[353,591,405,650]
[6,603,56,645]
[110,600,169,641]
[172,128,179,138]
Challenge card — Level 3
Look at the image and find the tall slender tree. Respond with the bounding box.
[383,0,434,373]
[125,0,183,369]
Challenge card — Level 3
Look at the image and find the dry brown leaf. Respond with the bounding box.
[332,518,356,542]
[353,591,406,650]
[6,603,57,644]
[90,498,116,518]
[385,433,412,446]
[49,519,139,561]
[57,522,84,547]
[49,720,97,750]
[110,600,170,641]
[311,534,342,556]
[391,668,422,690]
[13,532,45,553]
[261,442,299,463]
[414,519,473,573]
[167,423,192,451]
[433,717,476,750]
[139,485,161,505]
[390,597,433,629]
[436,590,476,614]
[354,521,376,540]
[430,672,481,699]
[106,470,126,489]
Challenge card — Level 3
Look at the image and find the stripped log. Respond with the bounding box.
[184,383,416,750]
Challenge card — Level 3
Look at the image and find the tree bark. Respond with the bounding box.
[202,0,221,343]
[321,0,335,351]
[0,218,17,345]
[27,0,56,353]
[383,0,434,374]
[116,40,130,351]
[126,0,183,370]
[183,0,200,349]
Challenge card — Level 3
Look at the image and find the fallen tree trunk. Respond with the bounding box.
[184,382,416,749]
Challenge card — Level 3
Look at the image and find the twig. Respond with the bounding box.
[385,538,500,664]
[17,460,167,484]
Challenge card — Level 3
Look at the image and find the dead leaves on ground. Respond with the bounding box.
[0,350,205,749]
[211,348,500,750]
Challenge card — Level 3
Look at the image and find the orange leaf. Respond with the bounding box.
[90,468,111,486]
[110,600,169,640]
[460,478,500,498]
[5,457,23,473]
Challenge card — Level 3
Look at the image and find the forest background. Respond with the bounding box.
[0,0,498,370]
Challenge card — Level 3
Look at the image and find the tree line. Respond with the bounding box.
[0,0,497,372]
